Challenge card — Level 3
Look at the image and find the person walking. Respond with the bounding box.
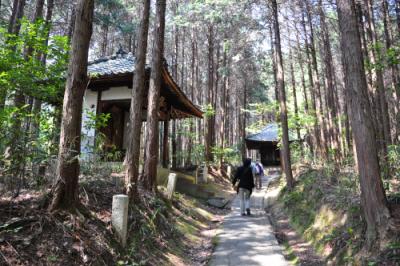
[232,158,255,216]
[254,161,264,189]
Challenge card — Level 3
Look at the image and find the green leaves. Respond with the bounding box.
[94,0,134,34]
[388,145,400,180]
[203,103,215,117]
[0,19,68,104]
[84,110,111,130]
[365,41,400,72]
[0,19,68,169]
[211,145,238,163]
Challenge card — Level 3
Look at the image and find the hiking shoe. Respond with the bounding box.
[246,208,251,216]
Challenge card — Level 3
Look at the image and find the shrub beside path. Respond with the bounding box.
[209,175,288,266]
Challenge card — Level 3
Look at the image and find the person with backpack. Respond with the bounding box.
[232,158,255,216]
[254,161,264,189]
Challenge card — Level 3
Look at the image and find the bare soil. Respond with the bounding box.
[0,174,233,266]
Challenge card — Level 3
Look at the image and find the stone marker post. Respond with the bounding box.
[227,165,232,179]
[167,173,177,200]
[195,167,199,184]
[202,165,208,183]
[112,194,128,247]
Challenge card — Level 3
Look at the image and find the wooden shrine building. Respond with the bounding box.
[245,123,297,166]
[81,49,202,163]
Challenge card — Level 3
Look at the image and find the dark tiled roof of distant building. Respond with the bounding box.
[245,123,298,142]
[246,123,280,142]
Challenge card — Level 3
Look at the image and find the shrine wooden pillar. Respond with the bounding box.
[162,113,170,168]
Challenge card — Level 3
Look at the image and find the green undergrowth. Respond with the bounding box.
[278,166,365,264]
[120,189,218,265]
[282,241,299,265]
[277,165,400,265]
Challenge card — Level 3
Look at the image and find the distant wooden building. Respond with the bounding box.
[81,49,202,162]
[245,123,297,166]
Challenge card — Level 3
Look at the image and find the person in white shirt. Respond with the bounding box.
[252,161,264,189]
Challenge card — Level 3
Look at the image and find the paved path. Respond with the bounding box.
[209,175,288,266]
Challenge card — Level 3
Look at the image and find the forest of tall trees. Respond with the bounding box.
[0,0,399,264]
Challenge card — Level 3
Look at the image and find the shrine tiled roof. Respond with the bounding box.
[88,52,136,77]
[87,49,203,119]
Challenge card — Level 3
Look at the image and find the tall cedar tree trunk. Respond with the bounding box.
[295,32,309,113]
[195,39,202,160]
[382,0,400,142]
[3,0,26,115]
[272,0,294,190]
[269,25,279,116]
[0,0,25,111]
[162,120,169,168]
[242,81,247,158]
[8,0,25,35]
[49,0,94,211]
[12,0,42,193]
[344,94,352,152]
[142,0,166,191]
[332,65,346,158]
[7,0,19,34]
[205,25,214,162]
[23,0,48,180]
[214,42,219,156]
[171,12,178,169]
[30,0,55,144]
[100,24,108,57]
[294,23,312,152]
[357,4,380,143]
[397,0,400,33]
[220,38,228,167]
[319,0,341,163]
[27,0,45,56]
[337,0,390,247]
[186,33,196,167]
[179,28,186,167]
[300,4,320,158]
[171,121,177,169]
[124,0,150,200]
[67,3,76,43]
[3,0,26,193]
[395,0,400,35]
[305,0,329,160]
[288,40,301,146]
[364,0,392,151]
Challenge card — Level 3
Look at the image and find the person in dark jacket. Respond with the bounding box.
[232,158,255,216]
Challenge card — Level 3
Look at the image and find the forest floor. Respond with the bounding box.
[0,167,234,265]
[265,164,400,265]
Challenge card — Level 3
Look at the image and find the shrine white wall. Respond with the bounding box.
[101,86,131,100]
[81,89,98,159]
[81,86,132,160]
